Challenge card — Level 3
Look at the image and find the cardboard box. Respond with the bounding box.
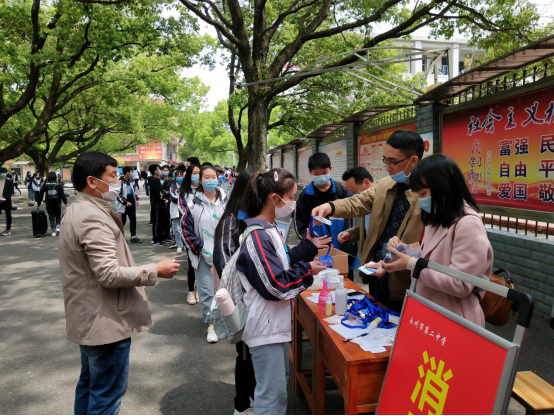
[316,247,349,276]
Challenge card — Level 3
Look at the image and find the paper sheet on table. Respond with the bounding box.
[328,324,397,352]
[306,289,365,304]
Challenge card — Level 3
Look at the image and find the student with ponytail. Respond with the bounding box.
[179,163,201,304]
[235,168,329,415]
[182,165,228,343]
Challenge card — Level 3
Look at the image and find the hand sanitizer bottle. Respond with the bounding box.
[335,282,347,316]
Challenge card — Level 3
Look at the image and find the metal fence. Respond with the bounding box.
[480,206,554,239]
[362,105,417,131]
[449,60,554,106]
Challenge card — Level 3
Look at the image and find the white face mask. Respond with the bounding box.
[274,194,296,218]
[93,177,120,201]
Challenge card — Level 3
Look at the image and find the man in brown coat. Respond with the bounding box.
[312,130,425,312]
[59,151,180,415]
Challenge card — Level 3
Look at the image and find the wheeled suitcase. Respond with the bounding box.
[32,210,48,237]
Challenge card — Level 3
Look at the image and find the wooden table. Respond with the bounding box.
[292,280,391,414]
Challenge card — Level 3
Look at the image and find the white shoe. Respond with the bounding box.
[187,292,197,305]
[52,232,57,237]
[234,408,254,415]
[206,325,218,343]
[177,247,182,254]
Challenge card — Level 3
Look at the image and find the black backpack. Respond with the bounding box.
[45,183,60,202]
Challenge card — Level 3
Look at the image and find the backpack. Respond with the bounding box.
[210,224,264,344]
[45,183,60,202]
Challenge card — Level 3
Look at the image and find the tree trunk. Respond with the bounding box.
[246,97,269,171]
[29,153,50,176]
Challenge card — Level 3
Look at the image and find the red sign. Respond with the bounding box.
[137,142,163,160]
[378,296,508,415]
[443,87,554,212]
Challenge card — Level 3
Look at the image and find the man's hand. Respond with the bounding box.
[311,203,332,224]
[306,228,332,249]
[309,261,326,276]
[165,199,169,204]
[156,259,180,279]
[338,231,350,244]
[136,201,139,207]
[126,202,132,207]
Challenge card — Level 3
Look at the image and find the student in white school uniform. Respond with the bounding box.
[234,168,329,415]
[182,165,227,343]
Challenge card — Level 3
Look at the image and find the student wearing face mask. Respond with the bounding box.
[182,165,228,343]
[235,168,328,415]
[148,164,170,247]
[179,163,201,304]
[115,167,142,244]
[293,152,358,279]
[337,167,375,260]
[312,130,425,312]
[379,154,492,326]
[169,168,185,254]
[0,168,15,236]
[58,152,180,415]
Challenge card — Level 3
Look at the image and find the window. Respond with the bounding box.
[441,57,448,75]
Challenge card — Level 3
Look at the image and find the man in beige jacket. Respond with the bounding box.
[313,130,425,312]
[59,151,180,415]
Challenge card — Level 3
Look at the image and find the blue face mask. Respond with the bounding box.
[389,156,414,183]
[176,177,183,184]
[203,180,219,192]
[191,174,200,185]
[312,174,331,187]
[0,173,6,179]
[163,171,169,176]
[418,195,433,213]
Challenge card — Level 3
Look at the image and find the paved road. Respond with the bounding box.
[0,187,552,414]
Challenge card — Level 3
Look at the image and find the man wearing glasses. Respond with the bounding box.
[312,130,425,312]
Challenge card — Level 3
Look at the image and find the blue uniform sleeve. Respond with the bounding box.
[213,215,241,278]
[289,238,318,265]
[236,229,313,301]
[181,203,203,254]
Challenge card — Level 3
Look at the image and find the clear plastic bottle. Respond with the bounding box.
[335,282,347,316]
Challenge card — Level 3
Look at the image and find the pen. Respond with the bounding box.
[343,332,370,343]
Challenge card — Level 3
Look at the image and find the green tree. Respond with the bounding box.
[174,0,542,170]
[0,0,210,164]
[24,53,207,173]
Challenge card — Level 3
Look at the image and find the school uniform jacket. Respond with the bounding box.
[115,179,138,214]
[182,189,228,269]
[235,218,317,348]
[294,179,358,264]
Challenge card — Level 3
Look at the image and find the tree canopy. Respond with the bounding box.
[0,0,212,168]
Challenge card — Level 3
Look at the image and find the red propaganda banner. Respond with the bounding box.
[137,142,163,160]
[378,296,508,415]
[443,87,554,212]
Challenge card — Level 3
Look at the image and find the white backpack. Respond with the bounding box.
[210,224,264,344]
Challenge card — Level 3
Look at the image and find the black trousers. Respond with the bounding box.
[134,179,139,189]
[46,201,61,232]
[187,256,196,291]
[0,199,12,230]
[121,204,137,237]
[234,341,256,412]
[152,207,169,243]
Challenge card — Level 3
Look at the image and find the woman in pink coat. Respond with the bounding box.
[381,154,493,327]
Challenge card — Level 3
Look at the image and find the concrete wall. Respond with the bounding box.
[487,229,554,319]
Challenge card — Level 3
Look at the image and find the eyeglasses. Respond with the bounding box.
[382,156,409,166]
